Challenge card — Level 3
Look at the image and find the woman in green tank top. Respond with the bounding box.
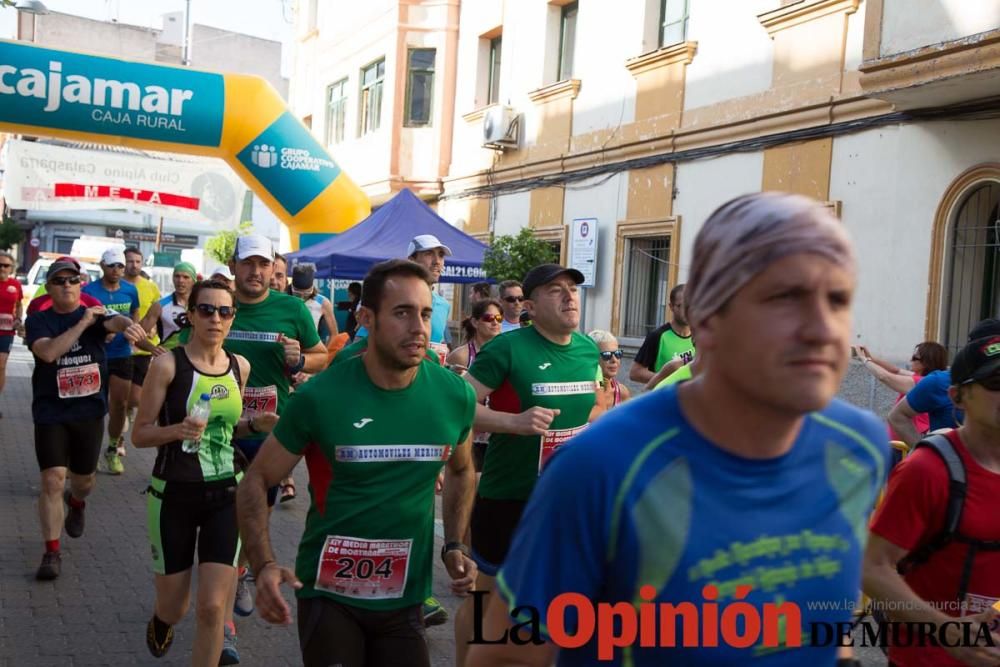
[132,280,261,665]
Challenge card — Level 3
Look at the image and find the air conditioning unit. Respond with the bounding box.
[482,105,519,150]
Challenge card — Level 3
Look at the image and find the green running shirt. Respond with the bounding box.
[654,325,695,372]
[152,347,244,482]
[468,327,600,501]
[184,290,321,438]
[273,356,477,611]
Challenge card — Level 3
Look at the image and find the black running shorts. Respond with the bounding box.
[147,477,240,576]
[107,356,134,381]
[297,596,428,667]
[130,355,151,386]
[34,416,105,474]
[470,495,527,577]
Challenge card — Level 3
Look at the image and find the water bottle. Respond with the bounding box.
[181,393,212,454]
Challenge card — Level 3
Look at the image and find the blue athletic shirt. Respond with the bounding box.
[904,369,962,432]
[495,386,889,666]
[82,280,139,359]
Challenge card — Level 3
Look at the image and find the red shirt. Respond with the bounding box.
[27,292,102,315]
[0,277,22,333]
[870,429,1000,666]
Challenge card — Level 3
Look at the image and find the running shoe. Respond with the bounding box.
[35,551,61,581]
[105,449,124,475]
[422,596,448,626]
[146,616,174,658]
[219,624,240,665]
[234,568,254,617]
[63,490,85,538]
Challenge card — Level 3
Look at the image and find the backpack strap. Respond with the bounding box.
[896,433,967,574]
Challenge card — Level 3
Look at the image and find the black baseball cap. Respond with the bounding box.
[522,264,585,299]
[951,335,1000,386]
[968,318,1000,342]
[291,263,316,290]
[46,259,82,279]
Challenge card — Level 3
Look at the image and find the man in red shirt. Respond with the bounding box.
[865,335,1000,667]
[0,251,22,416]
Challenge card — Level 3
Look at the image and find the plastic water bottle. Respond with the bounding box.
[181,393,212,454]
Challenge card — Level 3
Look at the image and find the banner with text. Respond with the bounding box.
[3,139,247,229]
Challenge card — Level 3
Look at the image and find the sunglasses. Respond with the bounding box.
[967,374,1000,391]
[106,263,125,270]
[600,350,624,361]
[503,296,525,304]
[0,263,12,269]
[479,313,503,324]
[49,275,82,286]
[193,303,237,320]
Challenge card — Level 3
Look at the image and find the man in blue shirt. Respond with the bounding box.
[469,192,889,667]
[82,247,139,475]
[888,318,1000,446]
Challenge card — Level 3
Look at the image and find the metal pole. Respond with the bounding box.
[182,0,192,66]
[154,216,164,252]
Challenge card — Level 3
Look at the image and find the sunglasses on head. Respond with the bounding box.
[479,313,503,324]
[49,275,82,286]
[600,350,624,361]
[193,303,237,320]
[503,296,525,303]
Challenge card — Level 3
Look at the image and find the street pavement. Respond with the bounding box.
[0,340,888,666]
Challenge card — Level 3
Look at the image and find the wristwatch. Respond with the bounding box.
[287,354,305,374]
[440,541,470,563]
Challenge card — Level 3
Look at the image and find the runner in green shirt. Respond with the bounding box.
[238,259,477,667]
[629,283,695,387]
[454,263,599,667]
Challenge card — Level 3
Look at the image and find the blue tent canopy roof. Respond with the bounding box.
[285,189,489,284]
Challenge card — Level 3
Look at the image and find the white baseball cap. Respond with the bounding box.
[210,266,235,281]
[407,234,452,258]
[101,247,126,266]
[233,234,275,261]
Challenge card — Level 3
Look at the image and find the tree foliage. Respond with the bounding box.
[205,221,254,265]
[0,216,24,251]
[482,227,558,283]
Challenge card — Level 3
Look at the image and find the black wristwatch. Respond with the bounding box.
[440,542,470,563]
[287,354,305,375]
[836,659,861,667]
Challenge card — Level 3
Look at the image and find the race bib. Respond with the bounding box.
[242,385,278,416]
[57,364,101,399]
[315,536,412,600]
[0,313,13,330]
[428,342,448,366]
[538,425,588,473]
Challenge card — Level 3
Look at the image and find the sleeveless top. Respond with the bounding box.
[153,347,244,483]
[609,377,623,407]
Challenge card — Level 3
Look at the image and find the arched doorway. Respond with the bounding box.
[941,178,1000,353]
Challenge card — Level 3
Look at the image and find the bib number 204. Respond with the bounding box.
[334,557,394,580]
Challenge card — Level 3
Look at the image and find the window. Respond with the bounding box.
[660,0,689,47]
[325,79,347,145]
[405,49,436,126]
[359,59,385,136]
[488,36,502,105]
[621,235,671,338]
[558,2,578,81]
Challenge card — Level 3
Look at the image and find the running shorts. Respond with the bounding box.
[147,477,241,576]
[472,442,487,473]
[34,417,105,474]
[107,356,134,381]
[297,596,428,667]
[233,438,278,507]
[0,334,13,354]
[130,355,151,386]
[470,495,527,577]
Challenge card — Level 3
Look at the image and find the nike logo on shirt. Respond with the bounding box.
[353,418,374,429]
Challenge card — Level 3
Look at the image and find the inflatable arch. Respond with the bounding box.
[0,39,370,249]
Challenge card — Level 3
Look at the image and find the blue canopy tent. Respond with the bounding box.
[286,188,489,284]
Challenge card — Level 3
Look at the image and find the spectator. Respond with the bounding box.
[447,298,503,375]
[498,280,523,333]
[336,281,362,341]
[856,341,948,441]
[470,282,491,305]
[588,330,630,413]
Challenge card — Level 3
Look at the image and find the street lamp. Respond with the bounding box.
[14,1,49,14]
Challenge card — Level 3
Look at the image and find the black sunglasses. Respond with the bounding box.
[0,263,12,269]
[967,374,1000,391]
[600,350,623,361]
[106,263,125,270]
[503,296,525,303]
[49,275,82,286]
[193,303,237,320]
[911,355,921,362]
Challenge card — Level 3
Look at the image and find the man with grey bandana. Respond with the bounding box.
[468,192,890,667]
